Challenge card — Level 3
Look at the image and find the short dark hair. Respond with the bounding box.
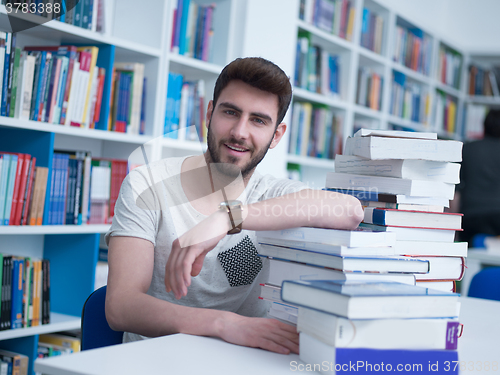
[484,109,500,138]
[212,57,292,125]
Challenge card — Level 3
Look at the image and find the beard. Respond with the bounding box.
[206,118,274,179]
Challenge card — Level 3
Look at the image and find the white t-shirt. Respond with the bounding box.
[105,156,308,342]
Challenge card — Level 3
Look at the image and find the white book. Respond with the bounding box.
[64,60,80,126]
[266,258,416,287]
[16,53,36,120]
[335,155,461,184]
[353,128,437,139]
[258,244,429,274]
[359,200,444,213]
[257,226,396,248]
[325,172,456,199]
[414,256,465,281]
[393,240,467,257]
[83,66,99,128]
[268,303,298,325]
[363,207,462,230]
[344,135,463,162]
[416,280,456,292]
[297,306,460,349]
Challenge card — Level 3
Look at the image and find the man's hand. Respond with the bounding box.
[218,314,299,355]
[165,210,229,299]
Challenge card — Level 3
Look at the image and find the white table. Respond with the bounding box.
[461,249,500,295]
[35,297,500,375]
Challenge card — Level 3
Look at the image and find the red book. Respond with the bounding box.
[8,153,27,225]
[21,157,36,225]
[91,67,106,128]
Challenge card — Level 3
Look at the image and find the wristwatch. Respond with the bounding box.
[219,200,243,235]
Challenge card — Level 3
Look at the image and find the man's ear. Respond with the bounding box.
[269,123,287,149]
[205,100,214,129]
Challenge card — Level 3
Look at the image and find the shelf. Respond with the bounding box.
[0,6,162,57]
[0,313,80,341]
[296,19,352,51]
[353,104,383,120]
[435,82,462,98]
[292,87,347,109]
[358,47,387,66]
[0,224,110,235]
[168,53,223,77]
[287,154,335,169]
[0,116,153,144]
[391,62,432,85]
[465,95,500,105]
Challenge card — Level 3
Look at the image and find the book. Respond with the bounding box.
[298,332,458,375]
[353,128,437,139]
[39,333,81,353]
[268,302,298,325]
[393,240,467,257]
[266,258,416,287]
[0,349,28,375]
[258,239,395,256]
[10,257,24,329]
[258,244,429,274]
[412,256,465,281]
[359,223,456,242]
[343,135,462,162]
[297,306,461,349]
[363,207,462,230]
[325,188,450,207]
[335,155,460,184]
[325,172,455,200]
[281,280,460,319]
[257,226,396,248]
[360,200,444,212]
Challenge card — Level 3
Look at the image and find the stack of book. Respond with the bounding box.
[328,128,466,292]
[256,225,425,324]
[282,280,460,374]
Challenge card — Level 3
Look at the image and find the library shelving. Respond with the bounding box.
[0,0,239,373]
[288,0,482,185]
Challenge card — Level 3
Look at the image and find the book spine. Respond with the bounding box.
[10,258,23,330]
[1,33,11,117]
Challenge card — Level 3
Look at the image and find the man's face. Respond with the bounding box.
[206,80,286,178]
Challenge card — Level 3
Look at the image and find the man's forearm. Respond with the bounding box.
[242,189,363,231]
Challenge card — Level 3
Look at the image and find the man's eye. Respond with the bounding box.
[253,118,265,124]
[225,110,236,116]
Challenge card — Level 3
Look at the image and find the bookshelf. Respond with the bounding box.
[0,0,239,373]
[286,0,477,186]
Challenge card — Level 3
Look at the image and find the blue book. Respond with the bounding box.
[10,258,24,329]
[73,0,84,27]
[0,154,11,226]
[31,51,47,121]
[361,8,370,48]
[178,0,191,55]
[299,332,458,375]
[281,280,459,320]
[3,154,18,226]
[48,153,59,225]
[59,154,70,225]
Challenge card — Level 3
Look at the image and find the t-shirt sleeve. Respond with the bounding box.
[105,169,160,246]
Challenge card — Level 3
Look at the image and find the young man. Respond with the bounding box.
[105,57,363,355]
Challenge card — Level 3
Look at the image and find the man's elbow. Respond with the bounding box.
[105,295,128,332]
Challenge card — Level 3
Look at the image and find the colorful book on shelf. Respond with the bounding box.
[266,258,416,287]
[3,154,18,225]
[42,258,50,325]
[325,172,456,200]
[1,255,12,330]
[0,153,12,225]
[334,155,461,184]
[258,243,429,274]
[114,62,145,135]
[299,332,458,375]
[39,333,81,353]
[297,306,461,349]
[10,257,24,329]
[28,166,49,226]
[0,349,29,375]
[343,135,463,162]
[257,226,396,248]
[363,207,462,230]
[281,280,460,319]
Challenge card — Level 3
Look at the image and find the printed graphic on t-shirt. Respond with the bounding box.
[217,235,263,287]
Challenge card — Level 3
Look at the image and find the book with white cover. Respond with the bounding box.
[359,223,457,242]
[268,302,298,325]
[266,258,416,287]
[257,226,396,248]
[257,238,395,256]
[360,200,444,213]
[335,155,461,184]
[326,172,455,199]
[297,306,460,349]
[413,256,465,281]
[344,136,463,162]
[416,280,456,292]
[363,207,463,230]
[281,280,459,319]
[353,128,438,139]
[393,240,467,257]
[258,244,429,274]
